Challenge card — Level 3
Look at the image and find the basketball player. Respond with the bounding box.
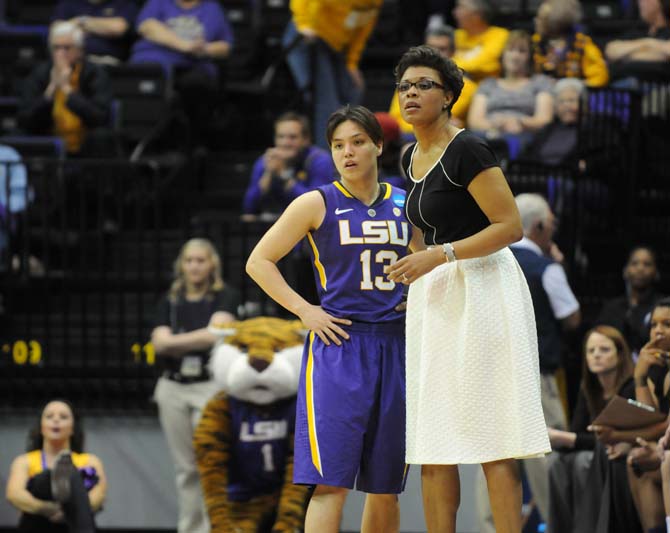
[247,105,424,533]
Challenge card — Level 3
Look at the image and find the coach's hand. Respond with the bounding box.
[385,247,444,285]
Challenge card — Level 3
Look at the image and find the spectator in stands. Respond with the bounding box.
[476,193,579,532]
[0,144,29,271]
[521,76,624,195]
[468,31,554,159]
[547,326,641,533]
[520,78,585,167]
[532,0,609,87]
[242,112,335,218]
[6,399,107,533]
[51,0,139,64]
[519,77,623,227]
[282,0,382,150]
[451,0,509,82]
[130,0,234,146]
[626,298,670,533]
[17,21,113,157]
[605,0,670,83]
[597,245,663,357]
[151,237,240,533]
[389,24,476,131]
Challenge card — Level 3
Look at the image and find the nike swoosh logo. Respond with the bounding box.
[335,208,353,215]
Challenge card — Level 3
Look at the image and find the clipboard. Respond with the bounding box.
[592,395,666,429]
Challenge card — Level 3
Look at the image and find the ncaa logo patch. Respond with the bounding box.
[392,194,405,207]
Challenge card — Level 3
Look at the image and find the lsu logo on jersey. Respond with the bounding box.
[338,220,409,246]
[239,420,288,442]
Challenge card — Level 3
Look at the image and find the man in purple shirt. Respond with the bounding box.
[242,112,336,217]
[51,0,139,62]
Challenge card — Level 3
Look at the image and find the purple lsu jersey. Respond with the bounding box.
[307,181,410,323]
[228,396,296,502]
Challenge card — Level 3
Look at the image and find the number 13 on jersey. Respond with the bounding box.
[360,249,398,291]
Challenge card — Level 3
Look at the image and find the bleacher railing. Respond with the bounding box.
[0,158,279,412]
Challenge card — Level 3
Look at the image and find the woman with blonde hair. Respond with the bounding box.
[151,237,240,533]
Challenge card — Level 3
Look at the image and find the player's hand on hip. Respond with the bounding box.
[298,304,351,346]
[385,248,444,285]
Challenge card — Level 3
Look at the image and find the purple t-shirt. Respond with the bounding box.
[52,0,139,60]
[243,145,336,214]
[130,0,233,78]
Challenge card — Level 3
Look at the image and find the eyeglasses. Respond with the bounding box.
[51,44,75,51]
[396,79,445,93]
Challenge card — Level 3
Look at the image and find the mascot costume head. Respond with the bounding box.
[193,317,310,533]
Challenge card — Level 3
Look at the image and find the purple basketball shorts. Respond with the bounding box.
[293,321,408,494]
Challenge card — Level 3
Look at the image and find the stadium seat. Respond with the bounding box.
[258,0,290,51]
[3,0,54,27]
[0,97,19,136]
[0,135,65,159]
[0,30,47,96]
[106,63,175,156]
[220,0,260,83]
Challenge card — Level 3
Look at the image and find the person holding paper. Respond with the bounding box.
[546,325,643,533]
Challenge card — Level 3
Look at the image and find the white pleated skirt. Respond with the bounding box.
[405,247,551,464]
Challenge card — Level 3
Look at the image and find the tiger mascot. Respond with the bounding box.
[193,317,310,533]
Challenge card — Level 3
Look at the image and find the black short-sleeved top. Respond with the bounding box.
[402,130,499,245]
[154,287,240,375]
[648,364,670,414]
[568,377,636,451]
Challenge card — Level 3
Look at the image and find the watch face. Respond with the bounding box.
[442,243,456,261]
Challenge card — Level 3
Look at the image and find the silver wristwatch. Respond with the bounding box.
[442,242,457,263]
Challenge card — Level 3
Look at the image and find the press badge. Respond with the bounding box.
[180,356,202,377]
